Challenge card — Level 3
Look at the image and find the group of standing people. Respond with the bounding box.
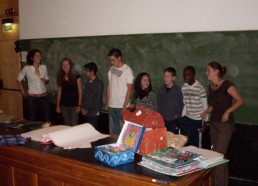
[17,48,243,186]
[55,58,104,129]
[102,48,244,186]
[17,49,103,129]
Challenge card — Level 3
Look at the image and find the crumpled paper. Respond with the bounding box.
[167,131,188,148]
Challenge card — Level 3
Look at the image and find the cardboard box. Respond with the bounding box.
[94,121,145,166]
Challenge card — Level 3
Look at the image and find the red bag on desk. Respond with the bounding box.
[138,127,167,156]
[122,106,164,128]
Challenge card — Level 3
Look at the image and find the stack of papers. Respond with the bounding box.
[181,146,228,169]
[21,123,109,149]
[139,146,228,177]
[139,147,202,176]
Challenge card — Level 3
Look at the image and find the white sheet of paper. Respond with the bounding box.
[45,123,110,149]
[21,51,28,62]
[21,125,70,142]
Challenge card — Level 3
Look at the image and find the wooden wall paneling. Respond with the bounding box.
[0,90,2,108]
[0,90,23,118]
[0,163,14,186]
[0,90,8,113]
[0,0,22,118]
[13,167,37,186]
[63,183,75,186]
[0,0,19,41]
[0,0,18,14]
[0,144,213,186]
[37,174,62,186]
[0,41,20,90]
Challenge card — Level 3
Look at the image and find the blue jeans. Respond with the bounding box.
[108,107,123,136]
[26,96,50,122]
[179,116,202,147]
[60,106,79,126]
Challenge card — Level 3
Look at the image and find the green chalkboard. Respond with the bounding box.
[21,31,258,124]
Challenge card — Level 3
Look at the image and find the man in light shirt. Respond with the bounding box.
[105,48,134,136]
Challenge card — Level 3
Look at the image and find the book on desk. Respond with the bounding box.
[139,145,228,177]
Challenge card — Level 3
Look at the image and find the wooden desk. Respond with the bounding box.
[0,126,212,186]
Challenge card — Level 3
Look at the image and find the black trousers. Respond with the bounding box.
[26,96,50,122]
[164,119,180,134]
[179,116,202,147]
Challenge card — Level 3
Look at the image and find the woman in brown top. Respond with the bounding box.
[201,62,244,186]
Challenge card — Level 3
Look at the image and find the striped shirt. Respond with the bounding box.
[182,80,208,120]
[135,91,157,111]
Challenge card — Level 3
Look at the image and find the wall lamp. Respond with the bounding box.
[2,18,14,32]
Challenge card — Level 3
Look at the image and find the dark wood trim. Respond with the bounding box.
[0,144,212,186]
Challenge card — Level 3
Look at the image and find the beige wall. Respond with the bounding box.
[0,0,23,118]
[19,0,258,39]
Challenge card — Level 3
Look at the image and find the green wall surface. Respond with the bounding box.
[21,31,258,124]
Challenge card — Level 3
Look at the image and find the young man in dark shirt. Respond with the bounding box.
[81,62,104,129]
[157,67,184,134]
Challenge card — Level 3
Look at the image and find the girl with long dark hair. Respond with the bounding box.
[56,58,82,125]
[133,72,157,111]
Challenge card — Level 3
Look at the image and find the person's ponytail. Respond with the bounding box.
[208,61,226,77]
[221,66,227,77]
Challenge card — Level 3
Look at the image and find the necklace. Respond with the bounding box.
[212,79,221,90]
[214,79,221,87]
